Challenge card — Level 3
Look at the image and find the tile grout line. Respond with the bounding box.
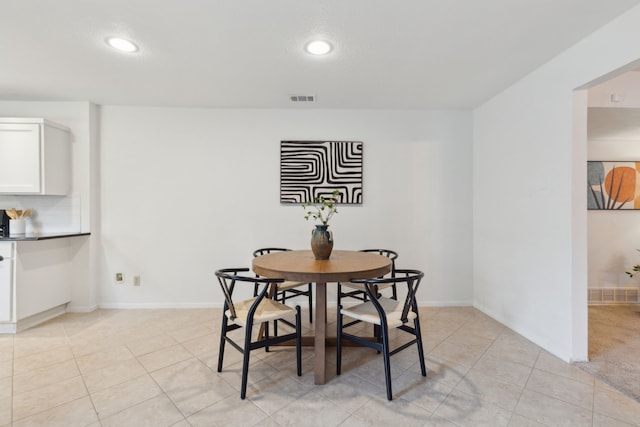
[130,341,190,425]
[10,321,99,425]
[521,354,601,416]
[422,311,494,421]
[10,334,13,426]
[64,318,104,426]
[591,380,596,427]
[428,314,548,425]
[507,346,541,427]
[84,318,192,424]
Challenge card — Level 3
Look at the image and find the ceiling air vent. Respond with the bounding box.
[290,95,316,103]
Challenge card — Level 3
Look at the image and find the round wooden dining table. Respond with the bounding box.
[252,249,391,384]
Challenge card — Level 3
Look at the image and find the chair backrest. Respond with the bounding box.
[252,249,292,286]
[253,247,291,257]
[359,249,398,277]
[215,268,284,320]
[351,269,423,323]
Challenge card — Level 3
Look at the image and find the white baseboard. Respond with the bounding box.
[417,300,473,307]
[18,304,68,332]
[0,304,68,334]
[473,301,571,363]
[0,323,16,334]
[95,300,472,310]
[98,302,225,309]
[66,304,99,313]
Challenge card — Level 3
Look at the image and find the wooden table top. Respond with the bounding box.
[252,249,391,283]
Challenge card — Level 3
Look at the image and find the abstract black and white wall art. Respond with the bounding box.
[280,140,363,204]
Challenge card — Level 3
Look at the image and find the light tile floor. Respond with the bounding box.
[1,306,639,426]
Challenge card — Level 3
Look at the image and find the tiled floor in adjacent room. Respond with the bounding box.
[1,306,639,426]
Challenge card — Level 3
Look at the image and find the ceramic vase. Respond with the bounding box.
[311,224,333,260]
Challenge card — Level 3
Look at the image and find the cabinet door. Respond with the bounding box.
[0,123,41,193]
[0,243,14,322]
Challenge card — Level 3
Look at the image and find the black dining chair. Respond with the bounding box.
[253,248,313,324]
[216,268,302,399]
[336,269,426,400]
[337,249,398,307]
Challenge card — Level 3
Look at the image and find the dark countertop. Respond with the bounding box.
[0,232,90,241]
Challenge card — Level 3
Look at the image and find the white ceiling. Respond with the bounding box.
[2,0,640,109]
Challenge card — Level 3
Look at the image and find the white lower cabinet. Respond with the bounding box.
[0,242,15,323]
[0,239,72,333]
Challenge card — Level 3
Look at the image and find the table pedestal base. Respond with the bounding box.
[267,282,378,384]
[315,281,327,384]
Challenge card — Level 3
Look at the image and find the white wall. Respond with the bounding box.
[588,207,640,289]
[473,4,640,362]
[98,107,473,307]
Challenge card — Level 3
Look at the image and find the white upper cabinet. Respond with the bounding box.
[0,118,71,195]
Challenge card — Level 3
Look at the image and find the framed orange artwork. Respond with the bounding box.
[588,161,640,210]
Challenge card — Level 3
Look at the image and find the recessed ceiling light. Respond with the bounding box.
[305,40,332,55]
[105,37,139,53]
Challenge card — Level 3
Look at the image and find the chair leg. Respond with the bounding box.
[414,316,427,377]
[217,314,228,372]
[374,324,381,354]
[295,305,302,376]
[240,322,253,400]
[336,306,343,375]
[308,284,313,323]
[264,321,270,352]
[381,325,393,400]
[272,291,281,337]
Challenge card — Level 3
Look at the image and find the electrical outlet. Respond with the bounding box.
[115,273,124,284]
[133,275,141,286]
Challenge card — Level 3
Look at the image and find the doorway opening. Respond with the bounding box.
[577,60,640,400]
